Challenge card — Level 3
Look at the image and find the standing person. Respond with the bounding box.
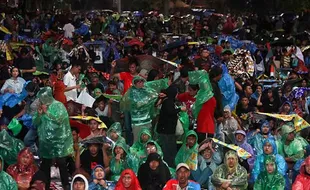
[63,19,75,39]
[156,86,186,167]
[14,47,36,81]
[63,63,81,101]
[32,87,73,190]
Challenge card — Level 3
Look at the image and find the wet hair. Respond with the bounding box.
[209,66,223,79]
[73,177,85,183]
[128,56,139,67]
[71,127,80,134]
[147,69,159,81]
[180,67,189,78]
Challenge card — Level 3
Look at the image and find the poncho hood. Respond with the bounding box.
[300,156,310,176]
[107,122,122,139]
[37,87,54,105]
[91,165,105,180]
[138,128,152,144]
[71,174,89,190]
[112,140,129,156]
[263,138,278,155]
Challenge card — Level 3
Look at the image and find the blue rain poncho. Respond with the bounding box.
[218,69,239,110]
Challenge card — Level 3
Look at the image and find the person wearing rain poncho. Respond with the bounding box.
[211,150,248,190]
[293,156,310,189]
[6,147,38,189]
[89,165,108,190]
[107,122,125,143]
[130,128,152,159]
[222,105,239,144]
[71,174,89,190]
[175,130,199,171]
[251,138,289,188]
[0,156,18,190]
[120,76,158,143]
[277,124,308,169]
[247,121,275,156]
[110,140,139,181]
[234,130,255,171]
[254,155,285,190]
[32,87,73,190]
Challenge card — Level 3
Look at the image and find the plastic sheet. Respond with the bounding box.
[33,87,73,159]
[0,156,18,190]
[188,70,214,118]
[7,118,22,136]
[0,83,28,110]
[179,111,190,134]
[144,78,169,93]
[120,76,158,126]
[218,73,239,110]
[0,130,24,165]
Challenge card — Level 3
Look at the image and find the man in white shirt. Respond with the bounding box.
[64,63,81,101]
[63,21,75,39]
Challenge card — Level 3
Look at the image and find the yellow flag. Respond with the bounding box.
[70,116,107,129]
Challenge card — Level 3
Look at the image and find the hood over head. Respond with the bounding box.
[91,165,105,180]
[234,130,247,146]
[263,138,278,155]
[37,87,54,105]
[115,169,141,190]
[112,140,129,156]
[138,127,152,144]
[107,122,122,139]
[71,174,89,190]
[300,156,310,176]
[264,155,278,175]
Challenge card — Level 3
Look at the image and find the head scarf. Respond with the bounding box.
[107,122,123,141]
[115,169,142,190]
[262,138,277,155]
[260,120,271,135]
[91,165,105,180]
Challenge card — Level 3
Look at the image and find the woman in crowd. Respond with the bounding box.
[115,169,142,190]
[1,67,26,94]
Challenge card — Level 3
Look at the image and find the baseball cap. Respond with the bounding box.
[176,163,190,171]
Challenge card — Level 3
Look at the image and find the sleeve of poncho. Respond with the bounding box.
[144,78,169,93]
[253,174,263,190]
[211,166,226,187]
[120,90,131,112]
[110,158,125,177]
[126,154,140,174]
[231,166,248,187]
[188,70,206,85]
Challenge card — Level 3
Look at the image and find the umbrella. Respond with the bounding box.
[115,55,167,73]
[80,136,115,147]
[162,40,187,51]
[270,39,294,47]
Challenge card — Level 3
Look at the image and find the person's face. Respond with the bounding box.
[287,132,295,141]
[122,174,132,188]
[89,120,99,132]
[302,80,307,87]
[98,102,105,111]
[188,87,198,97]
[283,104,291,113]
[262,125,270,134]
[91,78,99,86]
[20,153,31,166]
[223,110,230,118]
[201,50,209,58]
[176,168,190,184]
[227,156,237,168]
[292,101,297,108]
[129,64,137,74]
[12,68,19,78]
[263,142,273,155]
[114,146,124,155]
[110,131,118,141]
[134,80,144,89]
[278,90,282,97]
[266,163,275,174]
[267,90,273,98]
[73,181,85,190]
[146,144,157,155]
[226,42,231,48]
[285,85,292,92]
[235,134,244,142]
[186,135,196,148]
[141,133,150,143]
[306,164,310,174]
[94,167,105,180]
[109,84,117,91]
[74,66,81,75]
[72,131,79,143]
[89,144,99,156]
[202,149,212,159]
[245,86,253,95]
[30,180,46,190]
[241,97,249,106]
[256,86,262,93]
[149,160,159,170]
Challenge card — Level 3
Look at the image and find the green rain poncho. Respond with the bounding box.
[0,130,24,165]
[175,130,199,171]
[254,155,285,190]
[279,124,308,161]
[110,140,139,181]
[32,87,73,159]
[130,128,152,158]
[0,156,18,190]
[144,78,169,93]
[188,70,214,118]
[107,122,125,143]
[120,76,158,126]
[211,150,248,190]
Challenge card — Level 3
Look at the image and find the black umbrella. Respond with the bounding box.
[270,39,294,47]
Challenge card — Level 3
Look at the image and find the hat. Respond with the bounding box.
[176,163,190,171]
[223,105,231,112]
[235,130,246,136]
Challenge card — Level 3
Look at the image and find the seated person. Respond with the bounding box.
[110,140,139,181]
[105,80,121,95]
[130,128,152,159]
[222,105,239,144]
[71,174,89,190]
[234,130,255,171]
[191,140,222,189]
[89,165,108,190]
[85,119,106,140]
[115,169,141,190]
[164,163,201,190]
[278,124,308,169]
[293,156,310,189]
[6,148,38,189]
[248,121,275,156]
[254,155,285,190]
[175,130,199,171]
[138,153,171,190]
[75,142,110,178]
[236,96,255,130]
[0,155,18,190]
[94,95,111,118]
[211,150,248,190]
[0,66,26,94]
[107,122,125,142]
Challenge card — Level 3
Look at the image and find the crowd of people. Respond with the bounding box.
[0,6,310,190]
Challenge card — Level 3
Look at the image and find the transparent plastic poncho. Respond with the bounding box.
[32,87,73,159]
[0,130,24,165]
[188,70,214,118]
[0,156,18,190]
